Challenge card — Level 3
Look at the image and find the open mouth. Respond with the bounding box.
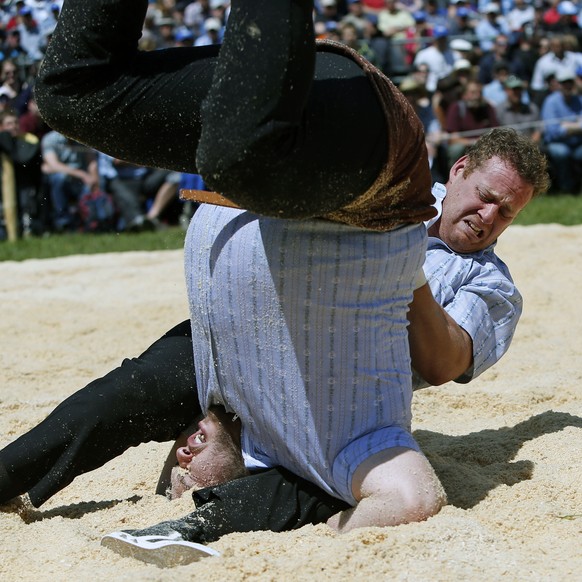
[187,428,207,450]
[191,431,206,444]
[466,219,484,238]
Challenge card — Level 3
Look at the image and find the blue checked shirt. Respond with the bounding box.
[413,183,523,390]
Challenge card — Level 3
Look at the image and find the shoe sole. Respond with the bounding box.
[101,532,220,568]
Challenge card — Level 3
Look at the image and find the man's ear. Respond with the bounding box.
[449,155,468,180]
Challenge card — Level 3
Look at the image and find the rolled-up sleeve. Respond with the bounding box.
[424,239,522,385]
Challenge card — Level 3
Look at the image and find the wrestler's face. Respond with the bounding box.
[169,407,246,500]
[431,156,533,253]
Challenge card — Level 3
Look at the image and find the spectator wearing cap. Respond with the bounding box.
[194,16,223,46]
[541,68,582,193]
[207,0,229,25]
[174,26,195,47]
[314,19,337,40]
[445,79,500,169]
[403,10,431,66]
[447,6,477,37]
[475,3,510,53]
[495,75,542,143]
[530,35,582,100]
[39,3,60,37]
[14,5,43,62]
[450,38,475,63]
[314,0,342,31]
[542,0,571,27]
[154,16,177,48]
[576,65,582,93]
[341,0,369,37]
[315,0,342,36]
[413,25,456,93]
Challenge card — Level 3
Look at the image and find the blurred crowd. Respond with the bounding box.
[0,0,581,240]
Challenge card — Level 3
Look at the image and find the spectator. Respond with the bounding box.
[0,108,43,238]
[377,0,415,39]
[409,61,431,88]
[144,170,183,227]
[97,153,158,232]
[183,0,211,37]
[450,37,476,64]
[495,75,542,143]
[475,3,510,54]
[1,29,28,65]
[39,3,61,38]
[506,0,535,46]
[413,25,456,93]
[362,14,392,74]
[424,0,448,30]
[155,17,178,49]
[207,0,229,27]
[432,58,475,126]
[448,6,477,37]
[340,21,378,65]
[340,0,369,36]
[40,130,99,232]
[315,0,341,32]
[194,17,223,45]
[483,60,512,105]
[445,79,500,169]
[0,58,33,115]
[478,34,512,85]
[549,1,582,47]
[541,68,582,193]
[174,27,195,46]
[18,95,50,141]
[522,3,552,40]
[530,35,582,101]
[13,6,43,62]
[509,34,540,83]
[403,10,432,67]
[320,20,341,41]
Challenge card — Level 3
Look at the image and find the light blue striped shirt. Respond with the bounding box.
[413,183,523,390]
[185,206,426,503]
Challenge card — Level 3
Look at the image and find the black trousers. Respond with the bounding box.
[0,321,348,533]
[35,0,387,219]
[0,321,198,507]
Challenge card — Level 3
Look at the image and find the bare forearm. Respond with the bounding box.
[407,283,472,385]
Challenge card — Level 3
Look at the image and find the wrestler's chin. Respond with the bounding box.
[168,465,197,500]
